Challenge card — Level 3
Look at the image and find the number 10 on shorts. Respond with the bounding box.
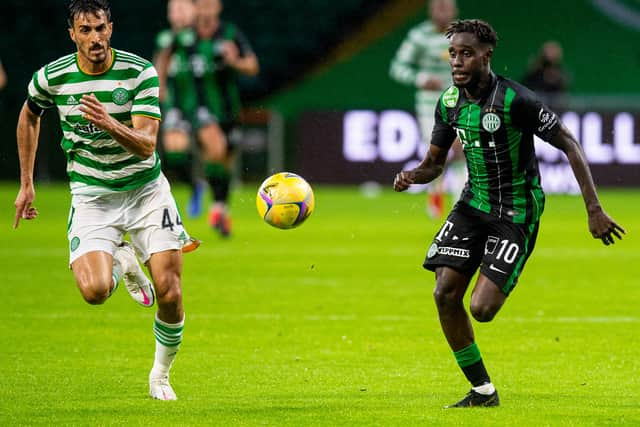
[485,236,519,264]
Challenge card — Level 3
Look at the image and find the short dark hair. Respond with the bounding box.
[67,0,112,28]
[445,19,498,47]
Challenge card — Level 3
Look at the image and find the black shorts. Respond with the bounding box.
[194,106,240,152]
[423,202,539,295]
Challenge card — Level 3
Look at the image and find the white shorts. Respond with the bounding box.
[67,174,189,265]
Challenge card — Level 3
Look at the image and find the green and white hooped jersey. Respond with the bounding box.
[389,21,452,114]
[28,48,162,196]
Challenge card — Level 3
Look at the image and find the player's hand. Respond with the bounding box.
[14,185,39,229]
[80,94,116,132]
[221,41,240,67]
[421,77,443,91]
[393,171,415,192]
[588,207,625,245]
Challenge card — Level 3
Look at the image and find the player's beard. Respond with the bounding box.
[87,41,110,64]
[453,68,483,90]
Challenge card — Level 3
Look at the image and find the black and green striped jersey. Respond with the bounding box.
[27,49,162,196]
[431,74,561,224]
[155,28,197,113]
[169,21,254,125]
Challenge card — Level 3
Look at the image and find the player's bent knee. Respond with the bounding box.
[470,303,498,322]
[78,281,111,305]
[75,272,112,305]
[155,276,182,306]
[433,283,462,310]
[82,290,109,305]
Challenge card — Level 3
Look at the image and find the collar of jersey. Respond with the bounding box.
[463,72,497,104]
[75,48,115,76]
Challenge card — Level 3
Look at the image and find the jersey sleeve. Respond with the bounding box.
[389,26,424,86]
[27,66,55,113]
[155,29,174,52]
[233,27,255,57]
[131,64,161,120]
[510,87,560,142]
[430,97,457,149]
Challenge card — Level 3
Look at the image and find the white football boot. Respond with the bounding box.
[149,373,177,400]
[113,242,155,307]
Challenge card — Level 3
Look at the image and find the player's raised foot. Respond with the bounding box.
[187,180,206,218]
[208,204,232,238]
[445,389,500,408]
[149,373,177,401]
[114,242,155,308]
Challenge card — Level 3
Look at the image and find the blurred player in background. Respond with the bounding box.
[522,40,570,110]
[390,0,464,219]
[14,0,191,400]
[157,0,259,237]
[154,0,206,218]
[394,19,624,407]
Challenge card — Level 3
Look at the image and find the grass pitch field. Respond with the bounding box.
[1,182,638,426]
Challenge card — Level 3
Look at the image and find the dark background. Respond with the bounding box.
[1,0,639,183]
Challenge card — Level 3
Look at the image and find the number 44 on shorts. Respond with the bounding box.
[161,207,201,253]
[161,208,183,231]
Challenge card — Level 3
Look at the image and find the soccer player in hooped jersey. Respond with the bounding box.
[14,0,189,400]
[394,20,624,407]
[390,0,465,219]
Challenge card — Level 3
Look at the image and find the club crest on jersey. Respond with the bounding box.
[70,236,80,252]
[112,87,130,106]
[442,86,459,108]
[427,243,438,258]
[482,113,501,133]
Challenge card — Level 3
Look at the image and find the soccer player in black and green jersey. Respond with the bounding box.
[193,0,258,236]
[154,0,205,219]
[394,19,625,408]
[158,0,259,236]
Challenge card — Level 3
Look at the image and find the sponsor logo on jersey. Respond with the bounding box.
[435,220,454,242]
[482,112,501,133]
[74,122,102,135]
[537,108,558,133]
[443,86,459,108]
[112,87,130,105]
[66,95,79,105]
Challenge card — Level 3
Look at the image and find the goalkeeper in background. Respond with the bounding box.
[390,0,464,219]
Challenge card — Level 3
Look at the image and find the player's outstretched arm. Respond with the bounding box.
[394,143,449,192]
[549,124,625,245]
[154,47,172,103]
[79,94,159,159]
[222,42,259,77]
[14,102,41,228]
